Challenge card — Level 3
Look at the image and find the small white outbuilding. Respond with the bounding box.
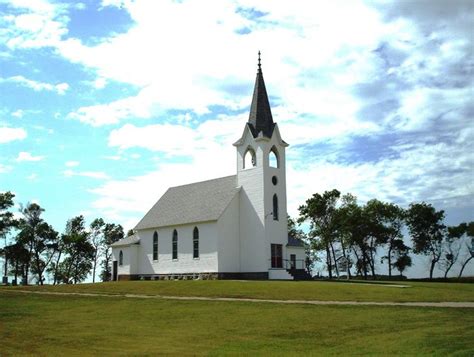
[111,57,308,280]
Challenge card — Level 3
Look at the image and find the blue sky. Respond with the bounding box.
[0,0,473,277]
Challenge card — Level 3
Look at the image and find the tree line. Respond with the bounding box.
[0,192,127,285]
[296,189,473,279]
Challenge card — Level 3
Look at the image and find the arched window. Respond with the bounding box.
[269,146,279,168]
[153,231,158,261]
[273,194,279,221]
[244,147,257,169]
[119,250,123,266]
[193,227,199,259]
[172,229,178,260]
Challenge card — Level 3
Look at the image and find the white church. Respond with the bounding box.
[111,56,308,280]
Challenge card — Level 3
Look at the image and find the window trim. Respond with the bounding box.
[273,194,279,221]
[193,226,199,259]
[269,146,279,168]
[243,146,257,169]
[153,231,158,261]
[172,229,178,260]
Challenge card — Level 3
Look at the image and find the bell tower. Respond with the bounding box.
[233,52,289,274]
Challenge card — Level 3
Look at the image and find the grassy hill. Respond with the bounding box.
[8,279,474,302]
[1,280,473,356]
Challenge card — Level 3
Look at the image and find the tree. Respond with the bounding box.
[0,191,17,280]
[298,189,341,279]
[338,195,371,279]
[393,253,412,278]
[288,216,305,241]
[406,202,445,279]
[30,222,58,285]
[458,222,474,278]
[4,242,29,284]
[100,223,124,282]
[48,233,66,285]
[126,229,135,237]
[366,200,407,278]
[56,216,94,284]
[440,224,464,278]
[89,218,105,283]
[16,203,58,285]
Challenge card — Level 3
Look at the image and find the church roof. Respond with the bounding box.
[110,234,140,247]
[247,52,275,139]
[135,175,239,230]
[287,235,305,248]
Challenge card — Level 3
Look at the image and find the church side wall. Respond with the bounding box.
[286,246,306,270]
[216,192,240,272]
[112,246,138,276]
[136,222,218,275]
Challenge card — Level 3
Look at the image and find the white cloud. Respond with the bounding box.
[16,151,45,162]
[74,3,86,11]
[54,0,386,126]
[2,0,69,49]
[63,169,110,180]
[65,161,80,167]
[55,82,70,95]
[1,76,70,95]
[92,77,107,89]
[392,87,471,132]
[109,123,197,154]
[0,127,27,143]
[27,173,38,180]
[102,155,122,161]
[11,109,24,118]
[0,164,12,174]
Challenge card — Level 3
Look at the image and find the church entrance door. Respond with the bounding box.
[271,244,283,268]
[290,254,296,269]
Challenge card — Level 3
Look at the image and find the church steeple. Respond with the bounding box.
[248,51,275,138]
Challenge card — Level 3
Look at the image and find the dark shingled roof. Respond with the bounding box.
[247,53,275,139]
[110,234,140,247]
[135,175,239,230]
[287,235,305,248]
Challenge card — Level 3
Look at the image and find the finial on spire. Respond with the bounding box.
[258,50,261,72]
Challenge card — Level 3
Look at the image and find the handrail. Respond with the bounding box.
[268,258,307,271]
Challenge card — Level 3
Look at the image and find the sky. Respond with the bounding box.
[0,0,473,277]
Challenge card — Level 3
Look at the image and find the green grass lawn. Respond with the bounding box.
[1,289,473,356]
[5,279,474,302]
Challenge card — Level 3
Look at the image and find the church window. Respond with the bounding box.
[272,175,278,185]
[273,194,279,221]
[244,147,257,169]
[193,227,199,259]
[153,231,158,261]
[119,250,123,266]
[269,146,279,168]
[172,229,178,260]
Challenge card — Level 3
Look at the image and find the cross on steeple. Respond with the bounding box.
[258,50,261,72]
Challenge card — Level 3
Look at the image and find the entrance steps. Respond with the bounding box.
[268,269,293,280]
[287,269,313,281]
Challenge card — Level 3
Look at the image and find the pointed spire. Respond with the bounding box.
[248,51,275,138]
